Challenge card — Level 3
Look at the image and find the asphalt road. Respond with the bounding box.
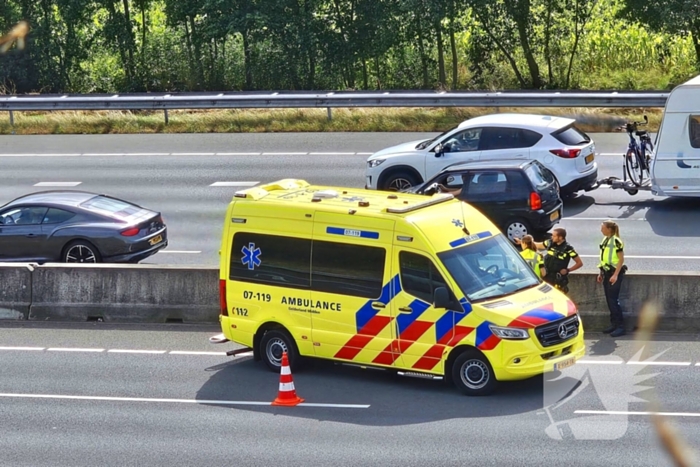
[1,132,697,272]
[0,322,699,466]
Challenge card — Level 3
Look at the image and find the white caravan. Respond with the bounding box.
[602,73,700,197]
[651,74,700,197]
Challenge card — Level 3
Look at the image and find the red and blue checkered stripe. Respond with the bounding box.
[334,275,401,361]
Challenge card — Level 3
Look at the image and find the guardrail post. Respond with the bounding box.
[9,110,15,134]
[164,109,169,125]
[327,107,332,121]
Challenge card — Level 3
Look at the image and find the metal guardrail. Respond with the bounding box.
[0,90,670,128]
[0,90,670,111]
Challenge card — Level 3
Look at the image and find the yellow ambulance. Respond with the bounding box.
[218,179,585,396]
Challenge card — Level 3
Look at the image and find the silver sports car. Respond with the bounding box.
[0,191,167,263]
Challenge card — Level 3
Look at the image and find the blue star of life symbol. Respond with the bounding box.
[452,219,464,228]
[241,242,262,270]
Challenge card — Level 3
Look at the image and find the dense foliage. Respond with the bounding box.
[0,0,698,93]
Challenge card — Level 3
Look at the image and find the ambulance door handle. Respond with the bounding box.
[398,307,413,313]
[371,302,385,310]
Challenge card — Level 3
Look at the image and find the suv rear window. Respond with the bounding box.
[552,125,591,146]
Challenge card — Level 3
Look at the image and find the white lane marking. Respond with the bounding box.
[157,250,201,254]
[2,153,82,157]
[579,255,700,260]
[0,347,247,355]
[169,351,227,356]
[34,182,82,187]
[210,181,260,187]
[577,360,623,365]
[0,152,373,157]
[576,410,700,418]
[0,346,45,351]
[562,217,647,221]
[2,347,699,366]
[0,393,370,408]
[627,361,692,366]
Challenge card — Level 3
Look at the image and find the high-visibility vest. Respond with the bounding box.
[520,249,544,278]
[598,235,624,270]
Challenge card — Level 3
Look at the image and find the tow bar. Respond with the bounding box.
[591,176,651,196]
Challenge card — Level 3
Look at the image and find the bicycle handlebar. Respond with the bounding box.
[616,115,649,133]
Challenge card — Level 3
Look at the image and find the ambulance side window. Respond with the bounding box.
[229,232,311,289]
[399,251,458,306]
[311,240,385,299]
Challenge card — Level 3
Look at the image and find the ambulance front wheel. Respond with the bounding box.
[260,329,300,373]
[451,349,497,396]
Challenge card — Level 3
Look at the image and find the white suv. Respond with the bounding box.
[365,113,598,196]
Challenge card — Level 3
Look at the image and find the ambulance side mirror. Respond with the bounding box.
[433,287,450,309]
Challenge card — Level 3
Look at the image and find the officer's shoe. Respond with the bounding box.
[610,327,626,338]
[602,325,616,334]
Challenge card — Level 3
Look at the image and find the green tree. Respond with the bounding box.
[618,0,700,69]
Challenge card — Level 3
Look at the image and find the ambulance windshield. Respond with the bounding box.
[437,234,540,302]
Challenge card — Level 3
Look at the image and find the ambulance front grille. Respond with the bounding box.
[535,314,580,348]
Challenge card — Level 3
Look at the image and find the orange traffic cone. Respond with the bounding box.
[271,351,305,406]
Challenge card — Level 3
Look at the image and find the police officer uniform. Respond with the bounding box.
[520,249,544,279]
[542,238,579,293]
[598,235,627,333]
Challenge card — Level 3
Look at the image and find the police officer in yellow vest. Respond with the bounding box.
[518,235,544,279]
[597,220,627,337]
[515,228,582,293]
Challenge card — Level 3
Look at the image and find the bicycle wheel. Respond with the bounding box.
[625,149,643,186]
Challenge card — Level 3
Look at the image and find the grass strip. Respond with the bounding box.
[0,107,664,135]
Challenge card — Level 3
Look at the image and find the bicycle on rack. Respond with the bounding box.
[618,115,654,187]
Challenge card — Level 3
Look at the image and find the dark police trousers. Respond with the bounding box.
[602,267,625,326]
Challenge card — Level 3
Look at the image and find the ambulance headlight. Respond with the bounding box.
[367,158,385,168]
[489,325,530,340]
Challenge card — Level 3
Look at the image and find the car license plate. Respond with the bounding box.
[585,153,595,164]
[149,234,163,246]
[550,210,560,221]
[555,357,575,371]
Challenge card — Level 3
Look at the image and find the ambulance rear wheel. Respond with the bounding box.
[260,329,300,373]
[452,349,497,396]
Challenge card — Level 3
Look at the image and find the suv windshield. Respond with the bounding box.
[437,234,540,302]
[416,125,458,150]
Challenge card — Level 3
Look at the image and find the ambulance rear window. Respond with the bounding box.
[229,232,311,289]
[229,232,386,298]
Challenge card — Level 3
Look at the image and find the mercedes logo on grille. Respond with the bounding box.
[558,323,568,339]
